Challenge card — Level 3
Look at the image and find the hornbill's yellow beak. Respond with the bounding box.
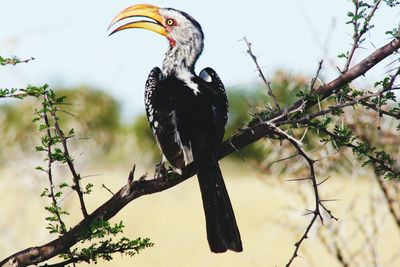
[108,4,167,37]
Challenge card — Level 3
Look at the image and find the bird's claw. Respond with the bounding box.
[154,162,168,179]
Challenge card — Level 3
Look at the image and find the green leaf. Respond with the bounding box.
[59,182,69,189]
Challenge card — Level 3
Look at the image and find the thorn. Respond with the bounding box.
[285,177,311,182]
[317,176,332,186]
[303,209,314,216]
[270,153,299,165]
[101,184,114,195]
[128,164,136,183]
[320,199,340,202]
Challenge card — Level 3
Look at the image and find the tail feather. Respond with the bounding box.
[192,138,242,253]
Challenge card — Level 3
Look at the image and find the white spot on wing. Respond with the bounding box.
[199,69,212,82]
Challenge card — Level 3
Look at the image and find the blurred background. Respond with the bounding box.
[1,1,400,267]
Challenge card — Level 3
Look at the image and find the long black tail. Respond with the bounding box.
[192,140,242,253]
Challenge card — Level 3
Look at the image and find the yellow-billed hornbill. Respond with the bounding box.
[108,4,242,253]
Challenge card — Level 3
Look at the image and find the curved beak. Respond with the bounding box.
[108,4,167,37]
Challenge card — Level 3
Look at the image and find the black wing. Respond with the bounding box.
[144,67,187,169]
[198,67,228,150]
[196,68,242,252]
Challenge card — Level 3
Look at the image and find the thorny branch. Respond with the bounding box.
[307,122,400,178]
[47,96,89,219]
[310,60,324,92]
[356,124,400,231]
[342,0,382,73]
[276,87,400,127]
[0,56,35,66]
[349,67,400,120]
[281,37,400,117]
[243,37,281,111]
[283,137,337,267]
[42,103,67,234]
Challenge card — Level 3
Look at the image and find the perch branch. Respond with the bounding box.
[1,36,400,267]
[282,37,400,117]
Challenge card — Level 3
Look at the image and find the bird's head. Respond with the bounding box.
[109,4,205,78]
[108,4,204,49]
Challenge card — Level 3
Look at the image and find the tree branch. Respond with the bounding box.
[284,37,400,116]
[0,56,35,66]
[342,0,382,73]
[1,36,400,267]
[42,107,67,234]
[49,104,89,219]
[243,37,281,111]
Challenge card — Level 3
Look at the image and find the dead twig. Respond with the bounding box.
[243,37,281,111]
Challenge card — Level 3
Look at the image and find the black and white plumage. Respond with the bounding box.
[109,4,242,253]
[144,67,228,169]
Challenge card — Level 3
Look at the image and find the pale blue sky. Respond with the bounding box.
[1,1,398,120]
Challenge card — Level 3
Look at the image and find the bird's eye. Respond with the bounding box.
[166,19,175,26]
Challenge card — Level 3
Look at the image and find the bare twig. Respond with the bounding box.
[243,37,281,111]
[280,131,339,267]
[310,59,324,92]
[102,184,115,196]
[284,140,321,267]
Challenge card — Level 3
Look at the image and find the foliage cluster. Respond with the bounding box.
[0,75,153,265]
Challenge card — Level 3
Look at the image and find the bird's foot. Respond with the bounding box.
[154,162,182,180]
[154,162,168,179]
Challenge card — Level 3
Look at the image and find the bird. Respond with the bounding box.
[108,4,242,253]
